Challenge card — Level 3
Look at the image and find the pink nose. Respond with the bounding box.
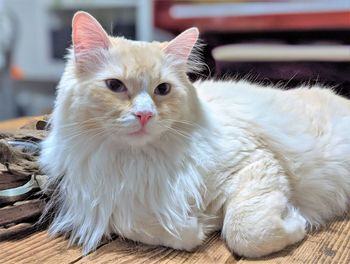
[135,111,153,126]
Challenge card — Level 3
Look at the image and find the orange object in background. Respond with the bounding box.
[10,66,24,80]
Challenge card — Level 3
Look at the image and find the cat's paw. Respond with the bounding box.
[165,218,206,251]
[223,206,307,258]
[283,208,307,244]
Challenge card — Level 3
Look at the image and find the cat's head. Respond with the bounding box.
[58,11,202,147]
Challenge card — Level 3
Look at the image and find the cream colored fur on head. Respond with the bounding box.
[40,11,350,258]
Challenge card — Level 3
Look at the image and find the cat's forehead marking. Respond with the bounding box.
[109,38,163,84]
[115,39,162,62]
[130,71,150,92]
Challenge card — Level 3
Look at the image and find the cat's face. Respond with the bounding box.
[61,12,200,147]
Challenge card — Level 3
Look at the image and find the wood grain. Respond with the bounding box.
[0,200,45,226]
[2,221,349,264]
[76,232,237,264]
[0,231,83,264]
[0,223,42,241]
[0,117,41,131]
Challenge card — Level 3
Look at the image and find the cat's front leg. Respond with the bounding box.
[222,157,306,258]
[127,217,206,252]
[162,217,206,251]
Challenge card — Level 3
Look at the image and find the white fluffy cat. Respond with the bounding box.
[40,11,350,258]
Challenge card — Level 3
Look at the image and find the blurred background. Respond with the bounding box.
[0,0,349,121]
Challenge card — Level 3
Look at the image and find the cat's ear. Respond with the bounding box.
[72,11,110,55]
[163,27,199,62]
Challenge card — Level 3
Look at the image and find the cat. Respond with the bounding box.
[40,11,350,258]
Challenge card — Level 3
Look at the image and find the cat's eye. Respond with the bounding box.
[154,83,171,96]
[105,79,127,93]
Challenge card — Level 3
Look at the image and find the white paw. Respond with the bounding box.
[167,218,205,251]
[283,209,307,244]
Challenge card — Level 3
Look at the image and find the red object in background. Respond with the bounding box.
[154,1,350,33]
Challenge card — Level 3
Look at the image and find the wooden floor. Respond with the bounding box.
[1,117,350,263]
[1,215,350,264]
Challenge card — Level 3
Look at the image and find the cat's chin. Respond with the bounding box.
[126,133,157,147]
[129,128,147,137]
[105,125,164,148]
[108,130,158,147]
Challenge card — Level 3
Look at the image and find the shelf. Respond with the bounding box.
[155,1,350,32]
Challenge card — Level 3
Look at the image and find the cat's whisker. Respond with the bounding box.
[44,128,108,152]
[159,124,193,141]
[160,125,185,138]
[170,119,201,127]
[59,132,108,153]
[159,122,196,136]
[55,117,108,129]
[161,119,203,130]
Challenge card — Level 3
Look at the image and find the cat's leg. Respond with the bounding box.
[160,217,206,251]
[222,157,306,258]
[126,217,206,251]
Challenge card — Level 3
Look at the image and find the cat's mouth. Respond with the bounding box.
[129,128,147,136]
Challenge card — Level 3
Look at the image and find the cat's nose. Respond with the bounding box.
[135,111,153,126]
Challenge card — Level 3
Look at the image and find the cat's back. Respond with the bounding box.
[195,79,350,225]
[195,79,350,174]
[194,79,279,125]
[195,79,350,107]
[194,79,271,107]
[194,79,350,127]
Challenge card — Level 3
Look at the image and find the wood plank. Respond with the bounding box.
[0,223,43,241]
[0,200,45,226]
[0,171,31,191]
[76,232,238,264]
[0,231,83,264]
[238,214,350,264]
[0,116,42,131]
[0,217,349,263]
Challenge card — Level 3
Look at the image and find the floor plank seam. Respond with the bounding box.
[69,237,117,263]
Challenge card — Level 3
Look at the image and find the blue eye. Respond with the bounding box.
[154,83,171,96]
[105,79,127,93]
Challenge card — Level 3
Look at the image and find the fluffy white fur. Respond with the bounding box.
[40,12,350,258]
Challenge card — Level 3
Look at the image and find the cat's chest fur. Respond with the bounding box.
[41,107,250,253]
[104,123,252,238]
[85,136,216,240]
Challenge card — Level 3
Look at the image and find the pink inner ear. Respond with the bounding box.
[72,12,109,54]
[163,27,199,61]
